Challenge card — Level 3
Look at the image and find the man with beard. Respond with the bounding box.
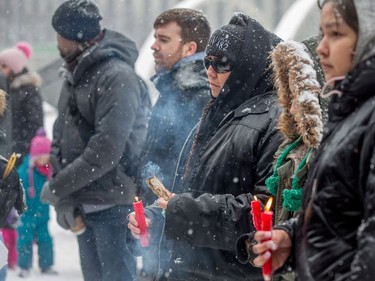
[41,1,151,280]
[139,9,211,278]
[143,7,211,206]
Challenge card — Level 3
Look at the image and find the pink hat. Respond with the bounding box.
[0,42,32,75]
[30,128,51,158]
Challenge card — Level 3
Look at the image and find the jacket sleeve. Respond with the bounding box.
[165,192,254,250]
[346,124,375,280]
[272,217,298,275]
[50,69,143,198]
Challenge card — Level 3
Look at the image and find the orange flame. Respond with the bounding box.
[264,197,273,211]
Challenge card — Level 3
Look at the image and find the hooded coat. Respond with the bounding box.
[145,13,283,281]
[141,52,210,204]
[269,40,323,226]
[50,29,151,205]
[278,1,375,280]
[9,69,43,163]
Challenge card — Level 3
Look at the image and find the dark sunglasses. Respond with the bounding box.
[203,56,234,74]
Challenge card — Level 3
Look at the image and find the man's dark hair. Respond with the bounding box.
[154,8,211,53]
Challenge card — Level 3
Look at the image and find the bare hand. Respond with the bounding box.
[127,212,151,239]
[251,229,292,273]
[157,193,175,209]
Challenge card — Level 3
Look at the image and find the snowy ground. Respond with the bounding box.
[7,207,83,281]
[6,208,144,281]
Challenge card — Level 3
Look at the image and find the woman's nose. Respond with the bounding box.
[316,37,327,57]
[206,65,217,78]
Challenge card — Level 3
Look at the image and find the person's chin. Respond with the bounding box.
[324,72,335,83]
[210,89,220,98]
[155,65,168,73]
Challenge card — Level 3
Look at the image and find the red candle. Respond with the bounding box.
[133,197,149,247]
[251,196,262,231]
[261,198,273,281]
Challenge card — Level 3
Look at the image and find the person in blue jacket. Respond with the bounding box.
[17,128,57,278]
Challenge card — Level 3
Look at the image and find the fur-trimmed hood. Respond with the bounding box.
[270,40,323,148]
[9,71,42,90]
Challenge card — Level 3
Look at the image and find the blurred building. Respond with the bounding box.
[0,0,319,108]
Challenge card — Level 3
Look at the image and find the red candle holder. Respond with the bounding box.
[133,197,149,247]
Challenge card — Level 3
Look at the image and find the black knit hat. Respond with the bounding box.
[52,0,103,43]
[205,12,246,62]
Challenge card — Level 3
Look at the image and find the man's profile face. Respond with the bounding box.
[151,21,190,72]
[56,34,80,60]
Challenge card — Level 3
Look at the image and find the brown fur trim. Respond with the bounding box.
[270,41,323,148]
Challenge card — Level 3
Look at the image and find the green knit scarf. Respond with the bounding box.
[265,137,311,211]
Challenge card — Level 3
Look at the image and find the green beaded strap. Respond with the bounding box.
[283,148,312,211]
[265,137,303,196]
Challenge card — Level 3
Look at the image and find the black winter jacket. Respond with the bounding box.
[279,55,375,281]
[164,93,281,281]
[147,14,283,281]
[9,69,43,163]
[50,29,151,205]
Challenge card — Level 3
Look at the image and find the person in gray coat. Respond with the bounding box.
[41,1,151,280]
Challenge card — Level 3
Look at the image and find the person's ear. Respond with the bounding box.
[182,41,197,57]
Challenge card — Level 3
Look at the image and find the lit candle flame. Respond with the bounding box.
[135,196,139,202]
[264,197,273,211]
[254,195,258,201]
